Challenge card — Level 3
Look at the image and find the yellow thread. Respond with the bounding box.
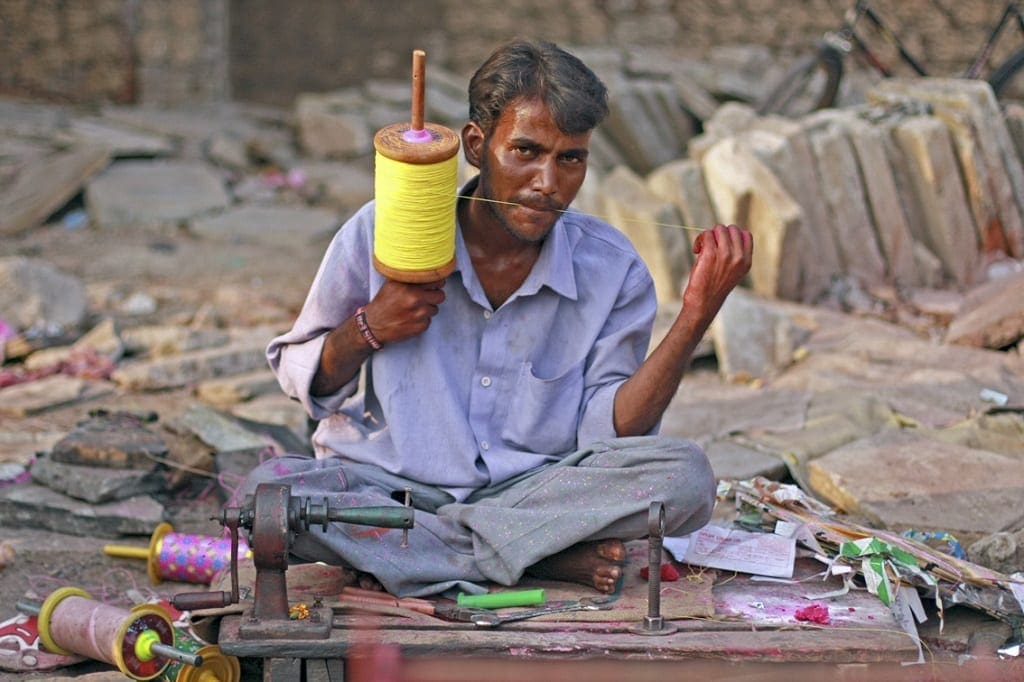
[375,152,458,272]
[451,192,706,232]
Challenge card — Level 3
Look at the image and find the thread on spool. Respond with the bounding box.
[374,151,458,275]
[372,49,461,283]
[37,587,174,680]
[104,522,250,586]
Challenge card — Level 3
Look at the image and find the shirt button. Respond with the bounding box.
[483,310,492,319]
[480,377,491,387]
[481,441,490,450]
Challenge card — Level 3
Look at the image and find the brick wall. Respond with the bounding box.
[0,0,1017,106]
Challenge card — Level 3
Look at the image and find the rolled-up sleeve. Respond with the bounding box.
[576,261,657,444]
[267,203,375,420]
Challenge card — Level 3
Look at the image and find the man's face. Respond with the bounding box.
[475,97,591,244]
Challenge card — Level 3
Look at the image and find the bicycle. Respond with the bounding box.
[757,0,1024,116]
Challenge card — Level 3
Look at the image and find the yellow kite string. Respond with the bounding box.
[374,152,459,272]
[456,194,705,232]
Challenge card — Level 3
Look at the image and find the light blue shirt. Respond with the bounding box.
[268,191,658,501]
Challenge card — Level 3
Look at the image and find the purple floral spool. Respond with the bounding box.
[104,523,251,586]
[155,529,251,585]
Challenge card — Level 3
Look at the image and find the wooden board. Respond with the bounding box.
[217,558,918,665]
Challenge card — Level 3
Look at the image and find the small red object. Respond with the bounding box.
[640,563,680,582]
[794,602,831,624]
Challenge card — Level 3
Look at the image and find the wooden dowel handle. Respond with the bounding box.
[411,49,425,131]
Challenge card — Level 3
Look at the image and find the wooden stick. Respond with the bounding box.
[411,49,426,131]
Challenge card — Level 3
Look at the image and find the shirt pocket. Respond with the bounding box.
[500,359,585,455]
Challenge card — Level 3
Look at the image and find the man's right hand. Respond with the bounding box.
[311,278,446,396]
[363,278,447,345]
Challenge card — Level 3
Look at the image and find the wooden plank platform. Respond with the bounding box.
[218,558,920,667]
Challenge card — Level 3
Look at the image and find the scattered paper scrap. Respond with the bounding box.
[665,524,796,578]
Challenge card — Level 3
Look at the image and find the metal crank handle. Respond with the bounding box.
[469,597,612,627]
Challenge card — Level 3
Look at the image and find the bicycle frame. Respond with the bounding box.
[964,0,1024,79]
[827,0,1024,81]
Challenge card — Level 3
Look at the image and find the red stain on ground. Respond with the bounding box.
[794,603,830,625]
[640,563,680,582]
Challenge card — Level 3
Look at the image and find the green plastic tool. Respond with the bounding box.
[456,588,546,609]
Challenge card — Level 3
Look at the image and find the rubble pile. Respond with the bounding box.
[0,44,1022,673]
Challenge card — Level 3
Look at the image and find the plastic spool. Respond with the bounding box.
[37,587,176,680]
[158,637,240,682]
[104,522,251,585]
[372,49,461,283]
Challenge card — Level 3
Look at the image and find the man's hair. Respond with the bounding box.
[468,39,609,137]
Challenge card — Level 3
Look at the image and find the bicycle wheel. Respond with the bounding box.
[988,46,1024,101]
[757,43,845,117]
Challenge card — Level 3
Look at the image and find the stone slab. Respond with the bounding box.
[0,376,114,417]
[0,145,111,236]
[0,482,163,538]
[807,429,1024,536]
[49,411,168,469]
[945,269,1024,349]
[30,454,165,504]
[86,160,231,229]
[189,204,339,248]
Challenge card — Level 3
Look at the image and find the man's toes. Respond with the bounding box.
[593,564,621,592]
[597,539,626,563]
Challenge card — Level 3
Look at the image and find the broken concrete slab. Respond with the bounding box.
[0,429,64,463]
[85,160,231,229]
[710,281,814,382]
[0,257,89,332]
[120,325,230,358]
[926,412,1024,459]
[30,454,166,504]
[0,375,114,417]
[645,159,716,246]
[54,117,176,157]
[807,428,1024,538]
[177,403,278,457]
[111,337,269,390]
[868,78,1024,259]
[49,411,168,469]
[741,120,842,302]
[891,116,980,287]
[808,122,887,284]
[298,160,374,213]
[743,390,898,487]
[704,438,788,482]
[660,382,811,446]
[23,316,125,370]
[842,117,920,289]
[967,530,1024,575]
[945,269,1024,349]
[600,164,690,305]
[0,482,163,538]
[701,136,803,300]
[195,368,281,405]
[0,145,111,236]
[295,92,373,159]
[226,393,312,452]
[189,204,339,248]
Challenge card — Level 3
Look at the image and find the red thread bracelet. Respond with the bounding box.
[354,306,382,351]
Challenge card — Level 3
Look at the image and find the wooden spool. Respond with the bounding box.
[372,49,461,283]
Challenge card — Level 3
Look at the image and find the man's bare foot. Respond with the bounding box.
[524,539,626,593]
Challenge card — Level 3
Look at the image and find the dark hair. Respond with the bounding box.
[468,39,609,137]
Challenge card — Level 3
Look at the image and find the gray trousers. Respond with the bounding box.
[239,436,715,597]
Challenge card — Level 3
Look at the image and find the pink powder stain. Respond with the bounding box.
[794,602,831,625]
